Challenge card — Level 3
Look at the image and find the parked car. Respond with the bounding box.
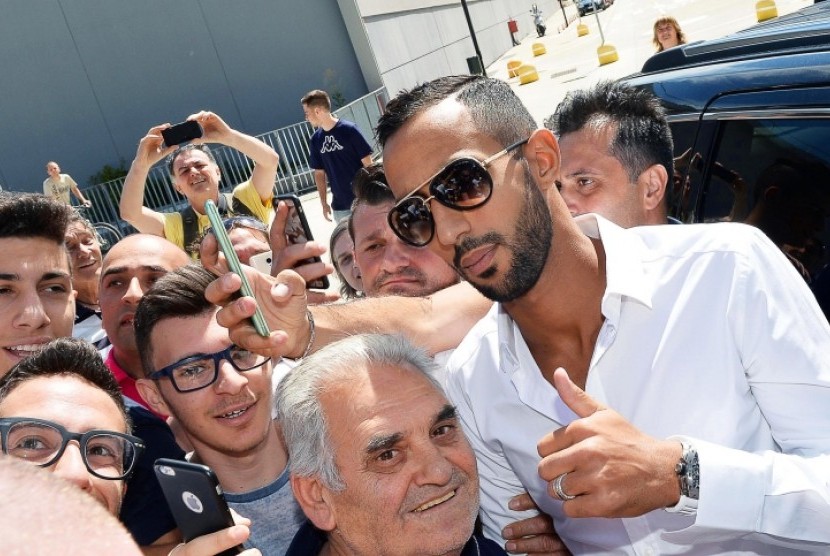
[577,0,608,17]
[621,2,830,286]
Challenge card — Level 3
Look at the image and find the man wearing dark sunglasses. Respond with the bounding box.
[206,76,830,554]
[135,264,304,554]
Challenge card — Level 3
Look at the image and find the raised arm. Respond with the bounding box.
[68,176,92,207]
[187,111,279,203]
[201,234,491,358]
[120,124,177,237]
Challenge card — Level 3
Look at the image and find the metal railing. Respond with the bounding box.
[79,87,388,235]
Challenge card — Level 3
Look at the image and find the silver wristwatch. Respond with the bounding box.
[666,441,699,516]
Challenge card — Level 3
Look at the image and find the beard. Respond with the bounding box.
[453,162,552,303]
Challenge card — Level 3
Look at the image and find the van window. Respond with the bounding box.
[701,119,830,280]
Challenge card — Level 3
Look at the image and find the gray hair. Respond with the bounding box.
[276,334,440,491]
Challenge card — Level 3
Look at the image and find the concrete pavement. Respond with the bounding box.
[299,0,812,292]
[491,0,812,124]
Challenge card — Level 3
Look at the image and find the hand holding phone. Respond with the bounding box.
[205,199,270,337]
[154,459,244,555]
[276,194,330,290]
[162,120,204,148]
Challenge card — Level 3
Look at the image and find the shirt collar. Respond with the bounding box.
[494,213,656,374]
[574,213,654,321]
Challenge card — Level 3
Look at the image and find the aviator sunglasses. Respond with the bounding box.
[387,138,529,247]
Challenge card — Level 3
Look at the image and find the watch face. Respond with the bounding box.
[681,447,700,500]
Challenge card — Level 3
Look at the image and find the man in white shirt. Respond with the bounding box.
[202,79,830,553]
[371,77,830,554]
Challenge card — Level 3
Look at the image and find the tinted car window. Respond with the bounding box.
[700,118,830,280]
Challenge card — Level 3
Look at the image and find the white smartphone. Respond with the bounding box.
[249,250,273,275]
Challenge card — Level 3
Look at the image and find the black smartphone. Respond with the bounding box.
[162,120,204,147]
[154,459,243,555]
[277,194,330,290]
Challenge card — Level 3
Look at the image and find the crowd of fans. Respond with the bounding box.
[1,79,829,556]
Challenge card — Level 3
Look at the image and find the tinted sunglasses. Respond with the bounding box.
[387,138,528,247]
[204,216,268,238]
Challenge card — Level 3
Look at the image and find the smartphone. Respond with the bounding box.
[162,120,204,148]
[154,459,243,555]
[205,199,271,337]
[277,194,330,290]
[249,250,273,275]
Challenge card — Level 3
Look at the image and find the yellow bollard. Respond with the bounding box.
[517,64,539,85]
[507,60,523,77]
[756,0,778,22]
[577,23,589,37]
[597,44,619,66]
[532,43,546,56]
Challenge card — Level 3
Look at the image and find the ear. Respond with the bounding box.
[136,378,171,417]
[524,128,561,193]
[291,475,337,532]
[763,185,781,201]
[640,163,669,211]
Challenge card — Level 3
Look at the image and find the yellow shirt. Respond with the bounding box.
[162,180,273,256]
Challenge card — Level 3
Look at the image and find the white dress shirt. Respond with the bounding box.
[444,215,830,555]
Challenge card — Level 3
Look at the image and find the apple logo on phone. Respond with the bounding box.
[182,491,204,514]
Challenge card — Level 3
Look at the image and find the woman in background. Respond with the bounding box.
[653,16,686,51]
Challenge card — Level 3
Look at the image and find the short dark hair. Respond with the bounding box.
[166,144,218,178]
[301,90,331,111]
[376,75,537,150]
[134,264,215,376]
[548,81,675,184]
[348,164,394,241]
[0,337,131,432]
[0,192,71,244]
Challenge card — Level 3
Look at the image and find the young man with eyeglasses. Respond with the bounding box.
[207,76,830,554]
[135,264,304,554]
[0,337,254,555]
[120,110,279,258]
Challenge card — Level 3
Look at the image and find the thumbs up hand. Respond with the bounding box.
[536,368,683,518]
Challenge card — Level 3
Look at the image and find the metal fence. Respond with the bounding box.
[79,87,388,235]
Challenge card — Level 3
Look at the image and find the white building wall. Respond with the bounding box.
[355,0,561,96]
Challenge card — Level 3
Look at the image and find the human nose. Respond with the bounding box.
[412,442,453,487]
[557,182,580,216]
[381,240,414,272]
[431,202,470,248]
[12,290,51,330]
[213,359,248,395]
[121,277,144,305]
[52,442,94,492]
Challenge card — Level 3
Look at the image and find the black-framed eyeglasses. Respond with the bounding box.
[0,417,144,480]
[387,138,529,247]
[148,345,270,393]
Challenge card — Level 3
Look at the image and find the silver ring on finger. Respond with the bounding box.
[553,472,576,501]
